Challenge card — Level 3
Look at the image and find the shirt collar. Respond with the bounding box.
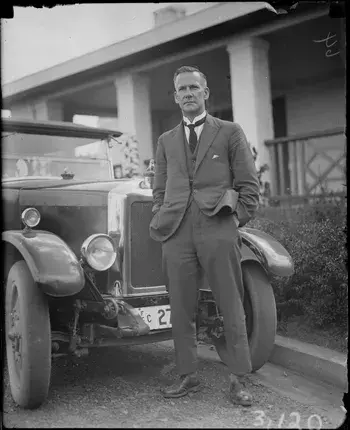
[183,110,207,126]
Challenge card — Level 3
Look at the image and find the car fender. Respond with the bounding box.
[240,242,262,266]
[200,243,263,292]
[2,229,85,297]
[240,227,294,277]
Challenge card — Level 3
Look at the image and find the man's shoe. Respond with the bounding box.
[161,374,201,398]
[228,382,252,407]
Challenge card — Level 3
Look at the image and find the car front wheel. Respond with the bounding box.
[5,260,51,409]
[212,262,277,372]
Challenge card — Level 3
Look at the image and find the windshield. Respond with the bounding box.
[1,131,113,181]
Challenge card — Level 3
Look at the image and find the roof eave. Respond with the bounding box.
[3,2,276,104]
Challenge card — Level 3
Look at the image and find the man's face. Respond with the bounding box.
[174,72,209,118]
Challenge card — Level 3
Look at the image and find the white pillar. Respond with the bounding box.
[33,100,64,121]
[10,100,65,121]
[114,73,153,170]
[226,37,274,186]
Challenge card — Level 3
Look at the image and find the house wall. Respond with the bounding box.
[265,13,345,195]
[286,77,345,135]
[6,11,345,192]
[10,102,35,119]
[283,77,345,194]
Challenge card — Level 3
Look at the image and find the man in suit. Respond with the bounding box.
[149,66,260,406]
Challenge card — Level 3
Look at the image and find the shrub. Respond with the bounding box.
[248,195,348,334]
[251,145,270,206]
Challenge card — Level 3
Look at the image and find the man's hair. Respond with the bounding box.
[173,66,207,88]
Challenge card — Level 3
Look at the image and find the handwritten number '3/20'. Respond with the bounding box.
[252,411,322,429]
[158,308,171,326]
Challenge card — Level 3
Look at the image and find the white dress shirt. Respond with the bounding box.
[183,110,207,144]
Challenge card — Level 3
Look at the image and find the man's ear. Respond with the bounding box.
[204,87,210,101]
[174,91,180,105]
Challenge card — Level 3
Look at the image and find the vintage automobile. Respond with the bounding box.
[2,117,294,410]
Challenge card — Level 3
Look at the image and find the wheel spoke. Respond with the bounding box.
[8,285,23,373]
[8,330,16,341]
[11,286,19,313]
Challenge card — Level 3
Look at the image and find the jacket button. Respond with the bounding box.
[193,188,197,193]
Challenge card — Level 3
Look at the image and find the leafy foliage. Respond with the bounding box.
[248,195,348,334]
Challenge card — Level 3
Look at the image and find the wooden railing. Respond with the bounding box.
[265,127,346,198]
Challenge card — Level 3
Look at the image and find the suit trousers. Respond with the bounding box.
[162,199,252,377]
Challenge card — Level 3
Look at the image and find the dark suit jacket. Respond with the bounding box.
[149,114,260,242]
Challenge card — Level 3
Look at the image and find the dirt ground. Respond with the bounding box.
[3,341,347,428]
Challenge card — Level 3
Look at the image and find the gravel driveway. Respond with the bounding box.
[3,341,346,428]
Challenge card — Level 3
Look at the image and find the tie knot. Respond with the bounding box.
[184,116,206,129]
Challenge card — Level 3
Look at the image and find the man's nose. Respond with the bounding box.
[184,87,193,97]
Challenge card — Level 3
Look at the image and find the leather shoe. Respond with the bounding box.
[228,381,252,407]
[161,374,201,398]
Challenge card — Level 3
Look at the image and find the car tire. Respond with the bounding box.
[213,262,277,372]
[5,260,51,409]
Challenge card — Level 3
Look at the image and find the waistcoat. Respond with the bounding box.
[183,130,201,208]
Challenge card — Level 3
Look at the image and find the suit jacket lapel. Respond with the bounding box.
[194,114,220,173]
[169,122,188,174]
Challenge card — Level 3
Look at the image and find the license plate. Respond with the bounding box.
[137,305,172,330]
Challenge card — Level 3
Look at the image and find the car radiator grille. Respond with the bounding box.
[130,201,166,288]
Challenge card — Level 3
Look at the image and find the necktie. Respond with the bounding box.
[185,116,206,153]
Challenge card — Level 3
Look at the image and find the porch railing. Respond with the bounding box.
[265,127,346,199]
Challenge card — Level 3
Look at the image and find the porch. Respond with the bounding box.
[4,4,345,190]
[265,127,346,200]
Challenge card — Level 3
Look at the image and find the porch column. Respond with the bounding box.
[114,73,153,171]
[33,99,65,121]
[226,37,274,190]
[10,99,66,122]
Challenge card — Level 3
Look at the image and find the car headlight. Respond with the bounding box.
[81,234,117,271]
[21,208,41,228]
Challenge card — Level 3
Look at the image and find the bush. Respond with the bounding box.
[247,195,348,334]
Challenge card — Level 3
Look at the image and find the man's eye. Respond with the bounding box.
[178,86,199,91]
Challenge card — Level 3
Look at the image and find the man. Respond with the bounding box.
[113,164,123,179]
[149,66,260,406]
